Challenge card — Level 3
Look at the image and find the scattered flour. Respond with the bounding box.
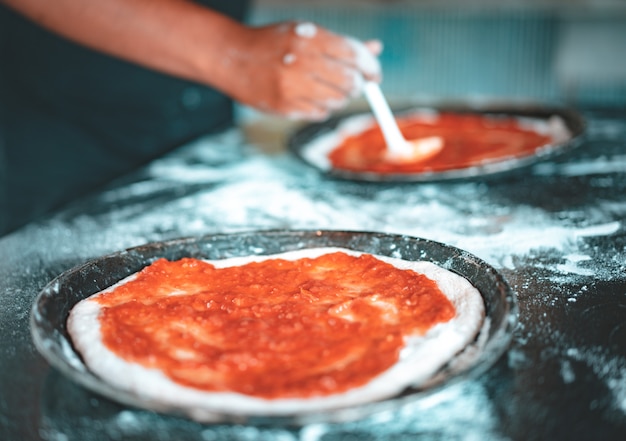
[298,380,504,441]
[533,155,626,176]
[347,37,381,78]
[32,115,625,429]
[294,22,317,39]
[139,150,622,279]
[54,125,623,284]
[566,347,626,414]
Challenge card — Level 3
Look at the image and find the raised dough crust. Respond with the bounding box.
[67,247,485,417]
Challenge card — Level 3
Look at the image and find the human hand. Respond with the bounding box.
[224,21,382,121]
[2,3,380,121]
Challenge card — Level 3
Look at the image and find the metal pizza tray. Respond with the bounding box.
[30,230,517,425]
[287,102,586,182]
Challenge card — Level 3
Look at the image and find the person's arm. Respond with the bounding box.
[1,0,381,120]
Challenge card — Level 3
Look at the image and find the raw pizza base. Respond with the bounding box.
[67,247,485,418]
[301,111,571,172]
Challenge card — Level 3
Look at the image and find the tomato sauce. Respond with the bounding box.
[95,252,456,399]
[328,112,553,174]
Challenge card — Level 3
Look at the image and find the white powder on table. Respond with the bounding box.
[30,115,625,427]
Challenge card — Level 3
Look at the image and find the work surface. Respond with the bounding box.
[1,109,625,441]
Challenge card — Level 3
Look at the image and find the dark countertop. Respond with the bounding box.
[1,109,625,441]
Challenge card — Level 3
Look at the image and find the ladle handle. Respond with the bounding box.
[363,81,408,155]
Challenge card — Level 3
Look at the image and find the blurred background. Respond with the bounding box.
[249,0,626,109]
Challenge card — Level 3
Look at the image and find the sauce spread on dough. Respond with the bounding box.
[328,112,553,174]
[95,252,456,399]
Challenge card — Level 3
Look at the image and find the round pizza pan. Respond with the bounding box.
[288,102,586,182]
[31,230,517,425]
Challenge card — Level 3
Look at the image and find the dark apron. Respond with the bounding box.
[0,1,250,234]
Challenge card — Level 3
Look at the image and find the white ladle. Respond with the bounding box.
[363,81,443,162]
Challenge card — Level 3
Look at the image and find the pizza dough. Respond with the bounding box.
[67,247,485,417]
[302,111,571,174]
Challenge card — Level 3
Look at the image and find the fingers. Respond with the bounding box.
[282,22,382,119]
[364,40,384,57]
[304,24,382,83]
[235,21,382,121]
[273,69,355,121]
[291,52,363,97]
[345,37,382,82]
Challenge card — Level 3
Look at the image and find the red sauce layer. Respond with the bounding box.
[328,112,553,174]
[95,252,456,399]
